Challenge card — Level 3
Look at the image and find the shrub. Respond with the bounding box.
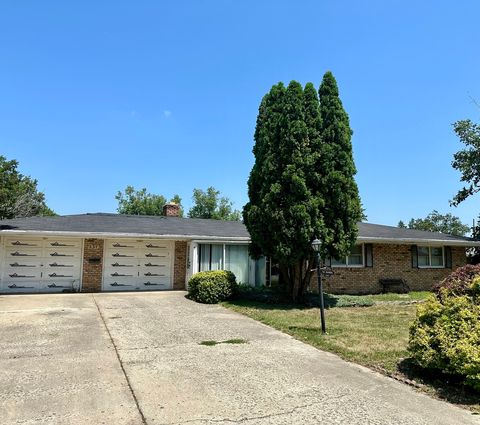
[409,266,480,391]
[471,276,480,297]
[234,283,289,304]
[433,264,480,297]
[187,270,237,304]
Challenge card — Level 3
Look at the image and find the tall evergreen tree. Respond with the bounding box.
[245,81,316,299]
[244,83,287,259]
[244,73,362,301]
[317,71,362,260]
[303,82,325,247]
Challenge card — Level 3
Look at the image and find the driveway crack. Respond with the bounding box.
[160,398,345,424]
[92,294,148,425]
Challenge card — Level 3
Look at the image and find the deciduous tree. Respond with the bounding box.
[398,210,470,236]
[116,186,182,216]
[0,155,55,219]
[188,187,240,220]
[450,119,480,206]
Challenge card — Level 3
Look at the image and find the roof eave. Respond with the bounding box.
[0,229,250,242]
[358,236,480,247]
[1,229,477,246]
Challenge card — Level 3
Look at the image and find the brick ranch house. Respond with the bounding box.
[0,203,478,294]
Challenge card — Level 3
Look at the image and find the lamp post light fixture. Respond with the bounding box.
[312,238,326,334]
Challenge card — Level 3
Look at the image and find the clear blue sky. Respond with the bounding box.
[1,1,479,228]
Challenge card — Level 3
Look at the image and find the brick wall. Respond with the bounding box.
[320,244,466,294]
[173,241,187,290]
[81,238,104,292]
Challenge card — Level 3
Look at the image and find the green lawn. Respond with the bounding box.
[366,291,431,302]
[223,292,480,412]
[321,291,431,307]
[224,298,415,372]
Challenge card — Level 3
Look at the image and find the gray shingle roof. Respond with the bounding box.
[357,222,475,244]
[0,213,477,245]
[0,213,250,239]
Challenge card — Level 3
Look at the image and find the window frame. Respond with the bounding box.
[417,245,445,269]
[198,243,224,271]
[330,244,365,268]
[197,242,252,283]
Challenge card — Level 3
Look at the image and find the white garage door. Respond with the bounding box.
[103,239,173,291]
[0,237,82,293]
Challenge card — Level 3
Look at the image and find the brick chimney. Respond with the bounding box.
[163,202,181,217]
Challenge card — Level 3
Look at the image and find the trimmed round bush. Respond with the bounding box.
[409,268,480,391]
[187,270,237,304]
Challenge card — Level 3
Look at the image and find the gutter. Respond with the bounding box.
[0,229,477,247]
[0,229,251,242]
[357,237,480,247]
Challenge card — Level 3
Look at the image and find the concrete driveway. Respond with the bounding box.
[0,292,477,425]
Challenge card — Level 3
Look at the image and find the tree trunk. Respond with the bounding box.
[279,257,316,302]
[291,261,302,302]
[300,255,315,296]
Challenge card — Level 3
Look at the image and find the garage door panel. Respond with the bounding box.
[44,270,77,279]
[139,278,170,289]
[106,270,137,279]
[141,241,170,249]
[42,280,76,291]
[5,247,42,258]
[5,257,41,268]
[1,237,82,294]
[104,257,138,267]
[44,239,81,248]
[140,259,170,268]
[139,250,170,260]
[105,260,138,276]
[108,240,139,249]
[102,239,173,291]
[3,269,42,280]
[103,265,137,277]
[45,259,80,270]
[140,269,170,277]
[2,280,43,292]
[103,277,138,290]
[4,238,42,248]
[44,248,81,258]
[105,251,138,267]
[108,250,137,259]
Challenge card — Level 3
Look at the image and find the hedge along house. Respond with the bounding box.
[0,205,478,294]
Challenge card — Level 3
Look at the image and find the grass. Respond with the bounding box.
[223,293,480,412]
[367,291,431,302]
[224,299,412,372]
[319,291,431,307]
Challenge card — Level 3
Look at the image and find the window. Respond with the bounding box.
[225,244,249,284]
[330,244,364,267]
[198,243,250,283]
[417,246,444,268]
[199,244,223,271]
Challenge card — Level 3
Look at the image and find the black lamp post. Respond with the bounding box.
[312,238,326,334]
